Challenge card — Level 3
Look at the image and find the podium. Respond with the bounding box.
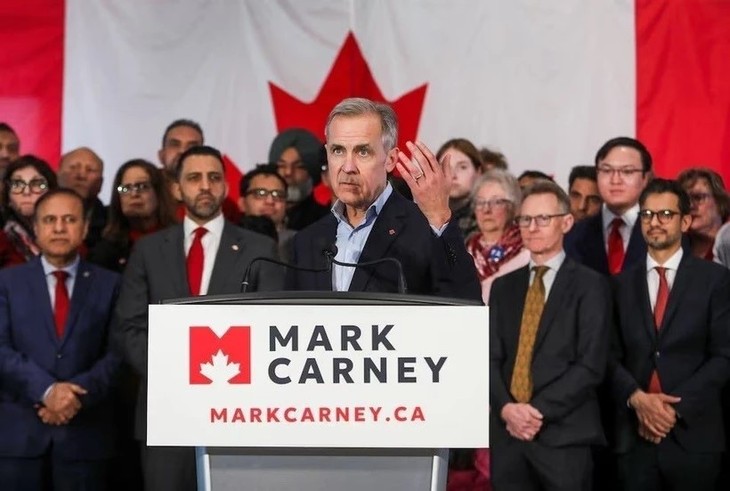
[148,292,489,491]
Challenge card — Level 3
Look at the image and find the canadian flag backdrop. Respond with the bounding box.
[1,0,728,203]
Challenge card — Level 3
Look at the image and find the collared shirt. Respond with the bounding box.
[602,203,639,252]
[646,248,683,311]
[331,184,394,292]
[41,254,80,304]
[528,250,566,300]
[40,254,80,402]
[183,213,224,295]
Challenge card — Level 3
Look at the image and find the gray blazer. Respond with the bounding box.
[112,221,283,438]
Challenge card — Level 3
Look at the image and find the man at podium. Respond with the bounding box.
[287,97,481,300]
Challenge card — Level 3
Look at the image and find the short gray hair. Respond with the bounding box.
[472,169,522,205]
[324,98,398,151]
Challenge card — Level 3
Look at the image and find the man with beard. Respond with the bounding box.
[609,179,730,491]
[270,128,329,230]
[0,123,20,173]
[113,145,283,491]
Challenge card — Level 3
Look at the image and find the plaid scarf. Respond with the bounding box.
[466,224,524,281]
[4,218,40,261]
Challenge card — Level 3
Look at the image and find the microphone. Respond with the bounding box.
[324,244,408,294]
[240,256,330,293]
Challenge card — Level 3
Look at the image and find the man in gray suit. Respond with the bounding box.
[114,145,283,491]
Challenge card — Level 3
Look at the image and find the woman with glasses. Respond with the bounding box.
[466,170,531,304]
[0,155,57,268]
[677,168,729,260]
[88,159,177,272]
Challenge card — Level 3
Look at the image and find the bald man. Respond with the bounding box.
[58,147,106,249]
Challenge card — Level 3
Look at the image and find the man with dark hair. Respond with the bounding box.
[517,170,553,190]
[58,147,107,250]
[568,165,602,221]
[0,188,121,489]
[609,178,730,490]
[565,136,651,276]
[114,145,284,491]
[0,123,20,172]
[238,163,295,259]
[287,97,481,300]
[158,119,204,175]
[490,179,610,490]
[270,128,329,230]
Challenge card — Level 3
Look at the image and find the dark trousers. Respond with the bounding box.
[491,439,592,491]
[140,444,196,491]
[616,436,720,491]
[0,455,109,491]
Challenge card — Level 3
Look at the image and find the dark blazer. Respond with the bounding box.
[113,221,283,438]
[564,211,646,275]
[0,258,121,459]
[490,257,611,447]
[287,190,481,301]
[609,254,730,453]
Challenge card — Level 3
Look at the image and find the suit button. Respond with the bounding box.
[56,353,63,359]
[655,351,660,358]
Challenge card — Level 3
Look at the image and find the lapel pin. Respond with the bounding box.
[83,271,90,278]
[388,229,396,236]
[232,244,239,251]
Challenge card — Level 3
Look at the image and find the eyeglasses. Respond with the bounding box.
[688,192,711,205]
[117,182,152,195]
[638,209,681,224]
[474,198,512,211]
[9,178,49,194]
[596,165,644,179]
[246,188,287,201]
[514,213,568,228]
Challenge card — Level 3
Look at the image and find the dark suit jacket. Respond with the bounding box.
[564,211,646,275]
[609,254,730,453]
[113,221,283,438]
[490,257,611,448]
[287,191,481,301]
[0,258,121,459]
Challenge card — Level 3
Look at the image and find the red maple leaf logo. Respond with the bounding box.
[269,31,428,152]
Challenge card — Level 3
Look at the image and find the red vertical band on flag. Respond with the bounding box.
[636,0,730,184]
[0,0,64,166]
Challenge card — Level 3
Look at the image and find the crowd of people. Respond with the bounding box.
[0,97,729,491]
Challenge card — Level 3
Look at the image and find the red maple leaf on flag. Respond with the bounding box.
[269,32,428,204]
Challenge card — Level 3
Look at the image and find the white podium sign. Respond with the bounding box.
[147,304,489,448]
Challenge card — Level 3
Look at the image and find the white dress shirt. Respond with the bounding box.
[183,213,224,295]
[646,248,683,311]
[602,203,639,252]
[528,250,566,301]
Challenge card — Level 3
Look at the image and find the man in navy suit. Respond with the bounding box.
[609,179,730,490]
[565,136,652,276]
[287,97,481,300]
[0,188,121,489]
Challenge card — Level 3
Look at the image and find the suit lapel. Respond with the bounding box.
[314,218,337,291]
[625,220,647,270]
[61,260,93,343]
[161,225,190,297]
[533,259,573,352]
[584,214,609,274]
[208,222,243,295]
[658,254,693,336]
[28,259,58,344]
[632,261,657,342]
[348,193,404,292]
[505,267,530,354]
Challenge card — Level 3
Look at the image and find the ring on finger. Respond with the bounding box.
[414,173,424,181]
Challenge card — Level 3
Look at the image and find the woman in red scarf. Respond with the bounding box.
[677,168,728,261]
[466,170,530,304]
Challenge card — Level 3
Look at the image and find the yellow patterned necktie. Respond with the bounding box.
[510,265,549,403]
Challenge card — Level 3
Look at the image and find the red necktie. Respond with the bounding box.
[52,270,69,338]
[607,217,625,275]
[187,227,208,296]
[648,266,669,393]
